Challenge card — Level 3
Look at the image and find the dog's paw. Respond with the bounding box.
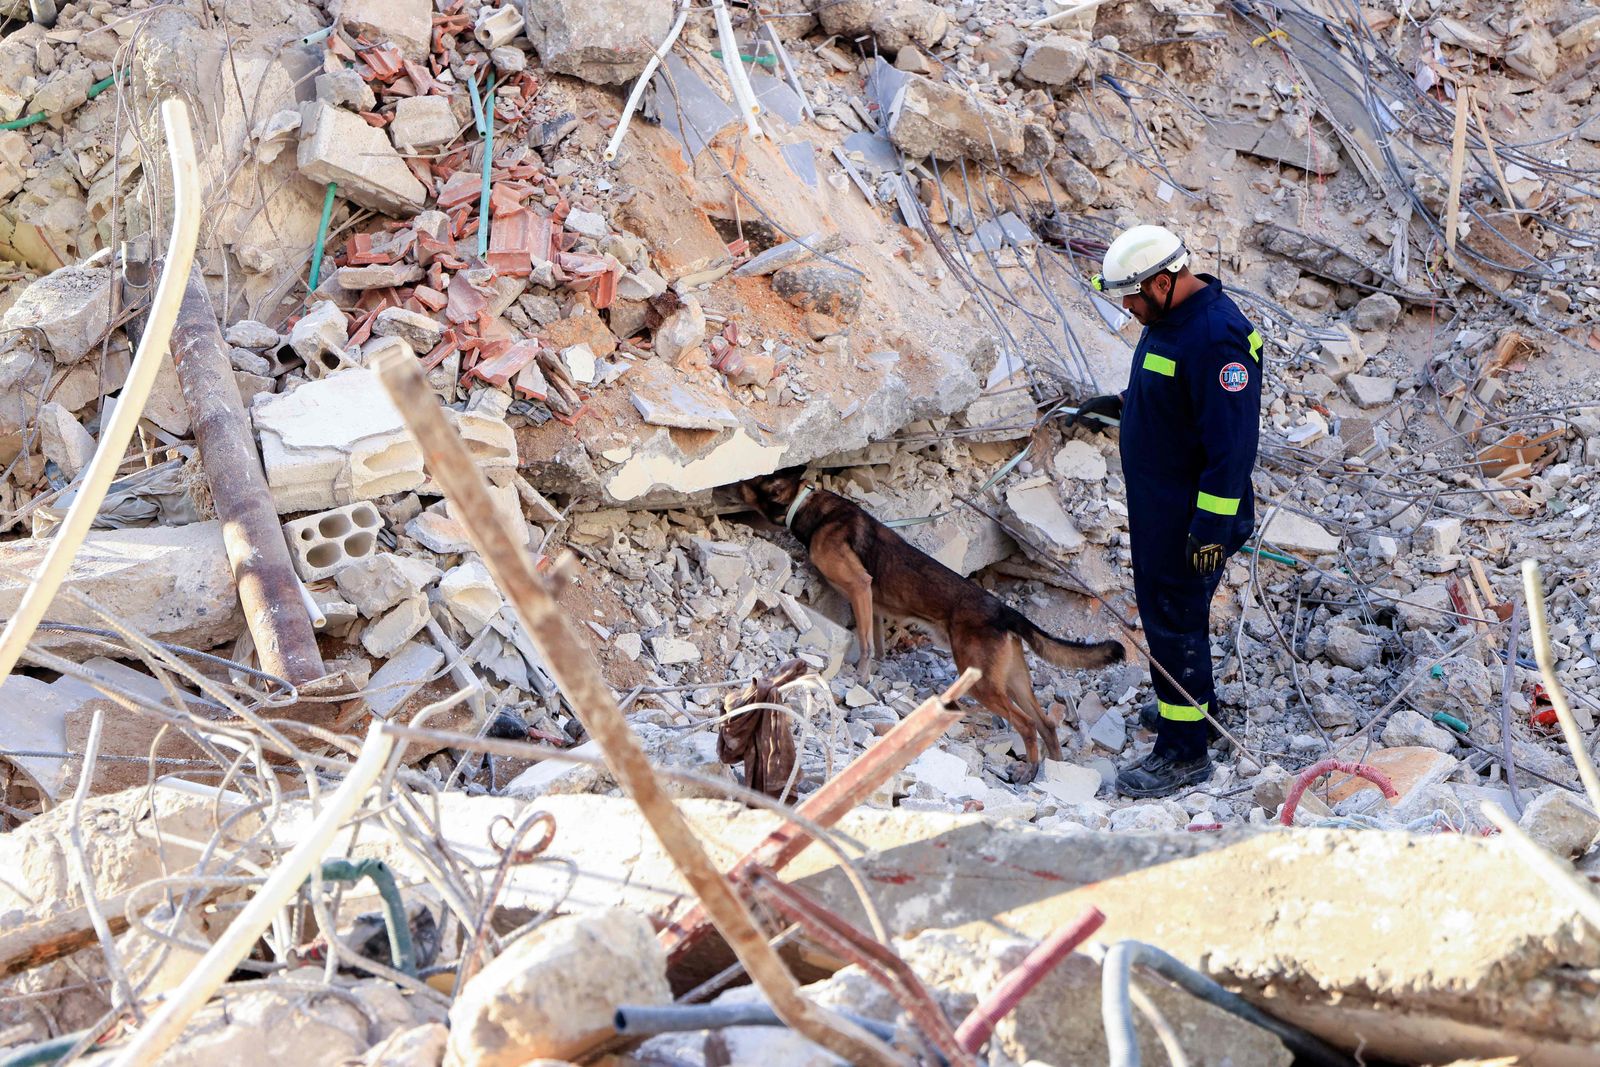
[1008,759,1042,785]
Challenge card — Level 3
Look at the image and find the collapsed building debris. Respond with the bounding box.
[0,0,1599,1063]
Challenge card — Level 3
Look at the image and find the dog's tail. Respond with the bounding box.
[1007,611,1125,669]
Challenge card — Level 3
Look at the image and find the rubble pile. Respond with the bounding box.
[1,0,1600,1063]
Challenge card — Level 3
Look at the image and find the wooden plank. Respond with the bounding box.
[1467,89,1522,213]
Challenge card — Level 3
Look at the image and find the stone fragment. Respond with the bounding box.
[1053,439,1107,481]
[1505,27,1558,81]
[522,0,677,85]
[1323,625,1381,669]
[226,319,281,350]
[974,25,1025,80]
[439,559,504,634]
[390,94,458,149]
[888,73,1052,168]
[1396,584,1456,633]
[37,401,95,478]
[335,550,442,618]
[1210,115,1341,174]
[254,368,426,513]
[364,641,446,720]
[0,265,113,363]
[1005,477,1085,555]
[338,263,424,291]
[27,67,92,118]
[652,296,705,362]
[869,0,949,54]
[448,909,670,1066]
[1088,709,1126,753]
[627,359,739,430]
[1418,517,1461,556]
[374,306,445,352]
[332,0,432,59]
[362,595,431,659]
[315,69,376,112]
[1380,708,1458,754]
[0,522,242,653]
[651,636,700,665]
[289,299,350,373]
[1259,510,1340,556]
[285,502,386,581]
[490,46,528,76]
[1518,790,1600,859]
[1343,373,1396,408]
[1035,760,1101,805]
[563,208,608,239]
[1021,35,1090,84]
[1049,155,1101,206]
[1315,324,1368,383]
[298,102,427,217]
[615,632,643,660]
[771,264,863,322]
[1352,291,1402,331]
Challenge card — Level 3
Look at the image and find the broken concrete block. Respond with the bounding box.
[335,550,442,618]
[0,521,243,654]
[1380,707,1458,754]
[1314,324,1368,383]
[298,102,427,217]
[439,559,504,634]
[1034,760,1101,806]
[0,265,113,363]
[289,299,350,375]
[315,69,376,112]
[1519,790,1600,859]
[1021,34,1090,84]
[1323,624,1381,669]
[1211,115,1341,175]
[338,263,424,291]
[887,72,1052,168]
[332,0,431,59]
[1396,583,1458,633]
[652,296,706,363]
[1343,373,1396,408]
[627,359,739,430]
[1005,476,1085,555]
[1352,291,1402,331]
[362,595,431,659]
[1053,439,1107,481]
[447,908,671,1066]
[374,306,445,352]
[390,94,458,150]
[475,4,526,50]
[651,636,700,665]
[1419,517,1462,556]
[226,319,281,350]
[284,502,384,581]
[771,264,863,323]
[1259,510,1340,556]
[520,0,676,84]
[37,401,95,478]
[364,641,446,720]
[254,368,426,513]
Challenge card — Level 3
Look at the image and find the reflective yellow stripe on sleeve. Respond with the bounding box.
[1159,700,1208,722]
[1142,352,1176,377]
[1248,329,1263,363]
[1196,491,1240,516]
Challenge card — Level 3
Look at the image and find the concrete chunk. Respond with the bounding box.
[390,94,458,150]
[438,559,504,634]
[1519,790,1600,859]
[888,73,1051,168]
[628,360,739,430]
[0,265,113,363]
[374,306,446,352]
[521,0,676,84]
[0,522,243,654]
[298,102,427,217]
[335,551,443,618]
[332,0,431,59]
[1259,510,1340,556]
[37,401,96,478]
[362,595,432,659]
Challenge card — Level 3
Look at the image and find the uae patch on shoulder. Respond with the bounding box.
[1219,362,1249,392]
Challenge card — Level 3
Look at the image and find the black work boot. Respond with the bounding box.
[1115,749,1213,798]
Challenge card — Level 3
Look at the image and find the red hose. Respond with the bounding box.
[954,906,1107,1053]
[1280,758,1398,826]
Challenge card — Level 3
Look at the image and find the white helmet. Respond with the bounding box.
[1092,224,1189,298]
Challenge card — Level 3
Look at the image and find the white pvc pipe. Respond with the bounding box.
[604,0,690,162]
[710,0,763,141]
[0,98,202,684]
[110,723,395,1067]
[1030,0,1120,30]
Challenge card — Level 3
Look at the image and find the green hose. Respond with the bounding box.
[0,1031,87,1067]
[309,857,416,976]
[307,181,337,291]
[1241,544,1302,567]
[1432,711,1470,734]
[0,68,123,131]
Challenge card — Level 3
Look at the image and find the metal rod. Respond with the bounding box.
[171,270,325,684]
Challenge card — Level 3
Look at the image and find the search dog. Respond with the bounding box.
[740,469,1125,782]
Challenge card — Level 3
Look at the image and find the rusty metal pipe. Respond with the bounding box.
[170,271,324,684]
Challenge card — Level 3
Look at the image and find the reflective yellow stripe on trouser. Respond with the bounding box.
[1159,700,1208,722]
[1196,491,1240,516]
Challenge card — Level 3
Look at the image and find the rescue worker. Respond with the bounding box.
[1068,224,1263,798]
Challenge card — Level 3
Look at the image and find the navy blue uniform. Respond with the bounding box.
[1119,275,1262,758]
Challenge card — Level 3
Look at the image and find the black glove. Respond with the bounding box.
[1187,534,1225,577]
[1065,393,1123,433]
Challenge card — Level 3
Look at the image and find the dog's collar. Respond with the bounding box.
[783,484,815,530]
